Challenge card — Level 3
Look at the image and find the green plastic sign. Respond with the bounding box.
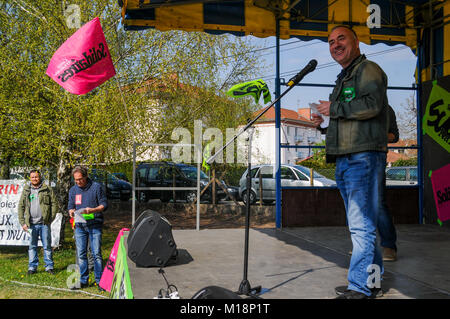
[109,236,133,299]
[422,81,450,153]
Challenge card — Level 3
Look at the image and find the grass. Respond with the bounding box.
[0,222,118,299]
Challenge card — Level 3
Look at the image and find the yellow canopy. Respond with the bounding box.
[120,0,450,79]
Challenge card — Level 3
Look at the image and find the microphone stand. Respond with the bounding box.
[205,70,310,298]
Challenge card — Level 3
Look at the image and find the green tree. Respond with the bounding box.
[299,140,336,180]
[0,0,266,233]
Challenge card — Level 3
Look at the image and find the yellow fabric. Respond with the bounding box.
[444,1,450,76]
[122,0,418,46]
[121,0,450,78]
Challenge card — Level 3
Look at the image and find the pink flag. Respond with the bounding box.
[99,228,129,292]
[431,164,450,223]
[46,17,116,95]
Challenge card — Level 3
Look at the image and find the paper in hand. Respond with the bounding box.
[309,103,329,129]
[74,208,87,224]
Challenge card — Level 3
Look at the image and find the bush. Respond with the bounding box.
[392,157,417,167]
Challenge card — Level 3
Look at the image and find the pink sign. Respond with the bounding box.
[99,228,129,292]
[46,17,116,95]
[431,164,450,222]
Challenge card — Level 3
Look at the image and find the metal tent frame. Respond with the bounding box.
[119,0,450,227]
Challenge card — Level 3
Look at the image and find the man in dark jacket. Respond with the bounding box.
[378,105,399,261]
[68,165,107,290]
[312,25,388,299]
[18,170,58,275]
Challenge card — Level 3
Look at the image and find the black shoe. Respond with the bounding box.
[27,269,37,275]
[335,289,369,299]
[335,285,348,295]
[335,285,383,298]
[46,269,55,275]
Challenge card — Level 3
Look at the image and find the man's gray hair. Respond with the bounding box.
[72,165,88,177]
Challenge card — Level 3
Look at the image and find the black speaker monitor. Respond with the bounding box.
[127,210,177,267]
[192,286,242,299]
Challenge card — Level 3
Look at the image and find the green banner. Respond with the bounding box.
[109,236,133,299]
[227,79,271,104]
[422,81,450,153]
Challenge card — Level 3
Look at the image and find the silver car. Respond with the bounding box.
[385,166,418,186]
[239,164,336,204]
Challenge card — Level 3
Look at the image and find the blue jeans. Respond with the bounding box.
[28,223,53,271]
[378,170,397,250]
[75,223,103,285]
[335,151,385,296]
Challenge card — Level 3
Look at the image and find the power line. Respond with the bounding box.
[218,39,323,61]
[256,45,412,82]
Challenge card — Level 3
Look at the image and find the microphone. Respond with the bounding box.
[287,59,318,87]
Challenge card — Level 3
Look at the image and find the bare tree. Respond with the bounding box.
[397,94,417,140]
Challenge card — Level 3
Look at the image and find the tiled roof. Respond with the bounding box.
[254,107,314,125]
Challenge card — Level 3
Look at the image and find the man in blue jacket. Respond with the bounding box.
[68,166,107,291]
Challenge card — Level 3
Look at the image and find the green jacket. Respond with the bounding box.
[325,54,389,162]
[17,183,59,227]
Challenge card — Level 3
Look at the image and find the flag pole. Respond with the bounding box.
[115,77,132,124]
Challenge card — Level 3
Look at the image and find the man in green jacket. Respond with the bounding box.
[312,25,388,299]
[18,170,59,275]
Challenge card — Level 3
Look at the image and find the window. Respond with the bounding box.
[260,166,274,178]
[386,168,406,181]
[138,168,147,180]
[178,166,209,179]
[409,168,418,181]
[293,169,309,181]
[293,165,325,179]
[147,166,162,180]
[163,166,182,179]
[247,167,259,178]
[281,167,297,180]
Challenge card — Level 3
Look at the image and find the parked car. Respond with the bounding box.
[385,166,418,186]
[90,169,132,201]
[9,173,25,180]
[224,185,241,201]
[239,164,336,205]
[112,172,129,182]
[136,162,226,203]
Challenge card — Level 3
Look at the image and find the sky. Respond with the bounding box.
[245,36,418,118]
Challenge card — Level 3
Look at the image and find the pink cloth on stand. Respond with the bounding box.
[99,228,129,291]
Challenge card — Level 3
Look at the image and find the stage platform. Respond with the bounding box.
[125,224,450,299]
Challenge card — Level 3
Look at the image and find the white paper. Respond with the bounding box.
[309,103,329,129]
[74,208,87,224]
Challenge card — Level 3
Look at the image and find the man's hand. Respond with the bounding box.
[69,209,75,218]
[317,100,331,116]
[22,224,28,232]
[82,207,96,220]
[312,113,324,128]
